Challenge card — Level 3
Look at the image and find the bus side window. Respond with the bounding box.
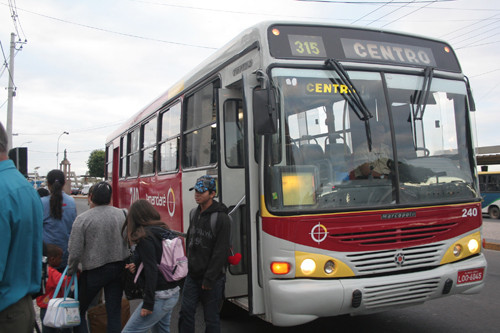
[479,175,486,192]
[160,103,181,172]
[129,129,140,177]
[183,81,219,169]
[142,116,157,175]
[120,135,128,178]
[489,175,500,192]
[224,99,244,168]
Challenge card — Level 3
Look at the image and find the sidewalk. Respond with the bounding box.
[483,219,500,251]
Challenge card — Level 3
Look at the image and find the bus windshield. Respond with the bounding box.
[266,67,478,212]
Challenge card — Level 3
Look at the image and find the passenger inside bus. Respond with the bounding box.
[350,123,392,179]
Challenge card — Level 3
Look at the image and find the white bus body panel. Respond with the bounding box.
[267,253,486,326]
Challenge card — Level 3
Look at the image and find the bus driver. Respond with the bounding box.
[351,123,392,179]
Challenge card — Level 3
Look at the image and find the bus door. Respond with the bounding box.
[219,89,248,299]
[240,73,266,315]
[219,74,267,315]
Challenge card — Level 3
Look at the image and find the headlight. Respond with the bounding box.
[300,259,316,275]
[468,239,479,253]
[453,244,462,257]
[324,260,335,274]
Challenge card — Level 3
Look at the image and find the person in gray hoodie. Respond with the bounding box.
[67,181,128,333]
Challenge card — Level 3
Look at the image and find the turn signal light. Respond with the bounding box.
[271,262,290,275]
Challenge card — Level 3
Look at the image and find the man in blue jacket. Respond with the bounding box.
[179,175,231,333]
[0,122,43,332]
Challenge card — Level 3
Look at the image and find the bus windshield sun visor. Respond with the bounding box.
[324,58,374,150]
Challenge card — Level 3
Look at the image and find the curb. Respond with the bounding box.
[484,241,500,251]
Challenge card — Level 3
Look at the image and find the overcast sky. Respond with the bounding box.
[1,0,499,177]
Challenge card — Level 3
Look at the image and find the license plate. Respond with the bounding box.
[457,268,485,285]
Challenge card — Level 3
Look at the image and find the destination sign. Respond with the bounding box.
[341,38,437,67]
[268,24,461,72]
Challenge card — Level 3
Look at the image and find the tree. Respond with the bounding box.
[87,149,105,177]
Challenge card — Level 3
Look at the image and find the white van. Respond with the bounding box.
[81,184,93,195]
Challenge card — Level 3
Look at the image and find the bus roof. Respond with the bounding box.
[106,21,460,144]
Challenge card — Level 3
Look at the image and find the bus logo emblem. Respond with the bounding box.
[394,253,405,266]
[310,223,328,244]
[167,188,175,217]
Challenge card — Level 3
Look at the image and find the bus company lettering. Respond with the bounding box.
[381,212,416,219]
[233,60,253,76]
[146,193,167,207]
[341,38,437,67]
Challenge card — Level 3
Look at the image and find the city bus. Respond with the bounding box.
[105,22,486,326]
[479,171,500,219]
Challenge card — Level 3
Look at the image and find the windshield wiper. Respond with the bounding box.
[411,66,434,120]
[324,58,373,150]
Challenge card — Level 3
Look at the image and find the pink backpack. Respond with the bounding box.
[135,236,188,283]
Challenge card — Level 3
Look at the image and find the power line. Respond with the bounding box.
[456,39,500,50]
[0,3,217,50]
[7,0,27,42]
[15,121,128,136]
[296,0,453,3]
[365,0,417,26]
[0,39,16,90]
[380,0,438,28]
[351,0,395,24]
[440,13,500,39]
[469,68,500,78]
[453,25,500,47]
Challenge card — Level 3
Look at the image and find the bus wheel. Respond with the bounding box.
[489,206,500,219]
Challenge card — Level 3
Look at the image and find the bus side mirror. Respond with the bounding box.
[253,88,277,135]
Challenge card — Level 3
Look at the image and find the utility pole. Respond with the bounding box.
[6,32,16,151]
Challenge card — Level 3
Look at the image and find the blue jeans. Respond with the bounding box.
[122,290,179,333]
[74,261,125,333]
[178,274,225,333]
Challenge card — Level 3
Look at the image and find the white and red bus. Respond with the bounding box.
[105,22,486,326]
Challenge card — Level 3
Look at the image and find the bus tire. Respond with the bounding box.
[488,206,500,219]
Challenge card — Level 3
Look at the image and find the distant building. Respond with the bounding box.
[60,149,72,194]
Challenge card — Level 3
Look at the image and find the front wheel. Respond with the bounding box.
[488,206,500,219]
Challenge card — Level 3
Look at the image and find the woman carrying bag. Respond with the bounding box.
[122,199,181,333]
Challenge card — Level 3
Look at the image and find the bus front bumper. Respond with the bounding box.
[267,253,486,326]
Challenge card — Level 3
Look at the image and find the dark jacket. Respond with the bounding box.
[186,200,231,289]
[134,226,180,311]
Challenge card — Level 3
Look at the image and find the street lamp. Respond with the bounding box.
[56,131,69,168]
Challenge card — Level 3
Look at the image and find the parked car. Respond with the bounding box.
[81,184,92,195]
[71,187,80,195]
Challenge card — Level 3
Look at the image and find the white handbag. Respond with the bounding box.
[43,266,81,328]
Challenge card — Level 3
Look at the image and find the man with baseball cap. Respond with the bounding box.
[179,175,231,333]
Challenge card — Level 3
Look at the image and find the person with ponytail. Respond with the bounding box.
[41,169,77,270]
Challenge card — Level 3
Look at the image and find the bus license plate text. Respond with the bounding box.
[457,268,484,285]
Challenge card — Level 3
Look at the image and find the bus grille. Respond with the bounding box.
[346,243,446,275]
[330,222,457,246]
[363,277,440,309]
